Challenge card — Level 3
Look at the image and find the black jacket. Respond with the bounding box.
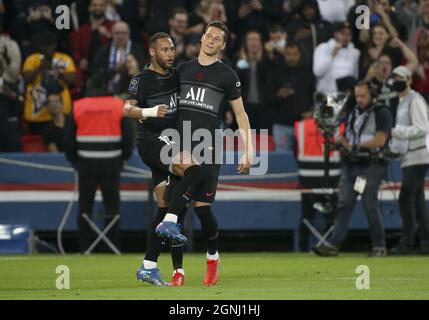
[266,63,315,127]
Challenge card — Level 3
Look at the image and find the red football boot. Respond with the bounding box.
[171,270,185,286]
[203,258,220,286]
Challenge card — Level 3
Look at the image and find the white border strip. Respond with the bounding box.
[0,190,416,202]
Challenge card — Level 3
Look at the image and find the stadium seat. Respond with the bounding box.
[21,135,47,153]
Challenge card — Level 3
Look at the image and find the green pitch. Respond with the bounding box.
[0,253,428,300]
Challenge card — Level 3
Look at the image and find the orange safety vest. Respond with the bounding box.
[294,118,344,181]
[73,96,124,159]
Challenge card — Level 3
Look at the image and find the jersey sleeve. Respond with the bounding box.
[225,67,242,101]
[126,74,144,101]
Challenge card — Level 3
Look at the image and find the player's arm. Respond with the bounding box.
[229,97,253,174]
[122,99,169,118]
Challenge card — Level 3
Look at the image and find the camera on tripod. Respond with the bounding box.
[313,92,348,136]
[310,92,349,213]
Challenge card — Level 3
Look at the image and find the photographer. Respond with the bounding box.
[22,31,76,134]
[314,81,393,257]
[389,66,429,255]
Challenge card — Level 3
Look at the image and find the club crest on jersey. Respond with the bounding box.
[128,77,139,94]
[185,87,206,103]
[195,72,205,81]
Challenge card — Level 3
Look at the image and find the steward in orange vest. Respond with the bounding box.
[64,75,134,252]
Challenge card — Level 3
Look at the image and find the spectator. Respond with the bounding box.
[396,0,429,46]
[92,21,144,95]
[235,30,274,131]
[287,0,332,65]
[365,37,418,116]
[313,22,360,93]
[375,0,407,39]
[105,0,122,21]
[360,24,416,78]
[70,0,115,85]
[266,42,315,151]
[264,23,287,64]
[11,0,58,59]
[68,0,92,31]
[316,0,347,23]
[43,93,65,152]
[236,0,284,39]
[357,0,400,47]
[118,0,150,49]
[175,33,202,65]
[22,31,76,134]
[115,51,145,97]
[0,0,17,33]
[144,0,186,34]
[412,27,429,101]
[168,8,189,58]
[189,0,228,35]
[0,17,22,152]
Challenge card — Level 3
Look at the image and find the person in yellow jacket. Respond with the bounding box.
[22,31,76,134]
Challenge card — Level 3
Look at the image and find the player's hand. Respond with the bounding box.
[238,153,252,175]
[157,105,169,117]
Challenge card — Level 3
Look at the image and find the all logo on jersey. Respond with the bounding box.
[185,87,206,103]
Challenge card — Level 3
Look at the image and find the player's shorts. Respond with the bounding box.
[164,164,220,203]
[136,132,175,187]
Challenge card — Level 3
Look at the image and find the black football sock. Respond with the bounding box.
[170,207,188,270]
[167,165,207,216]
[144,207,169,263]
[194,206,219,255]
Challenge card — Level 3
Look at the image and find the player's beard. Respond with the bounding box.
[154,55,172,71]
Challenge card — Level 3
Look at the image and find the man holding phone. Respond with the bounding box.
[266,41,315,151]
[313,22,360,93]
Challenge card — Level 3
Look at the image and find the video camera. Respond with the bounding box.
[342,146,400,163]
[313,92,348,135]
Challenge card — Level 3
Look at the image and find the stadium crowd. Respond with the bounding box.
[0,0,428,152]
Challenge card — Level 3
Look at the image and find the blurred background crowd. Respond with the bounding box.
[0,0,427,153]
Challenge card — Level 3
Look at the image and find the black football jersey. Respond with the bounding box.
[126,67,179,138]
[176,59,241,152]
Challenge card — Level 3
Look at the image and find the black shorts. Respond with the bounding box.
[164,164,220,203]
[136,132,174,187]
